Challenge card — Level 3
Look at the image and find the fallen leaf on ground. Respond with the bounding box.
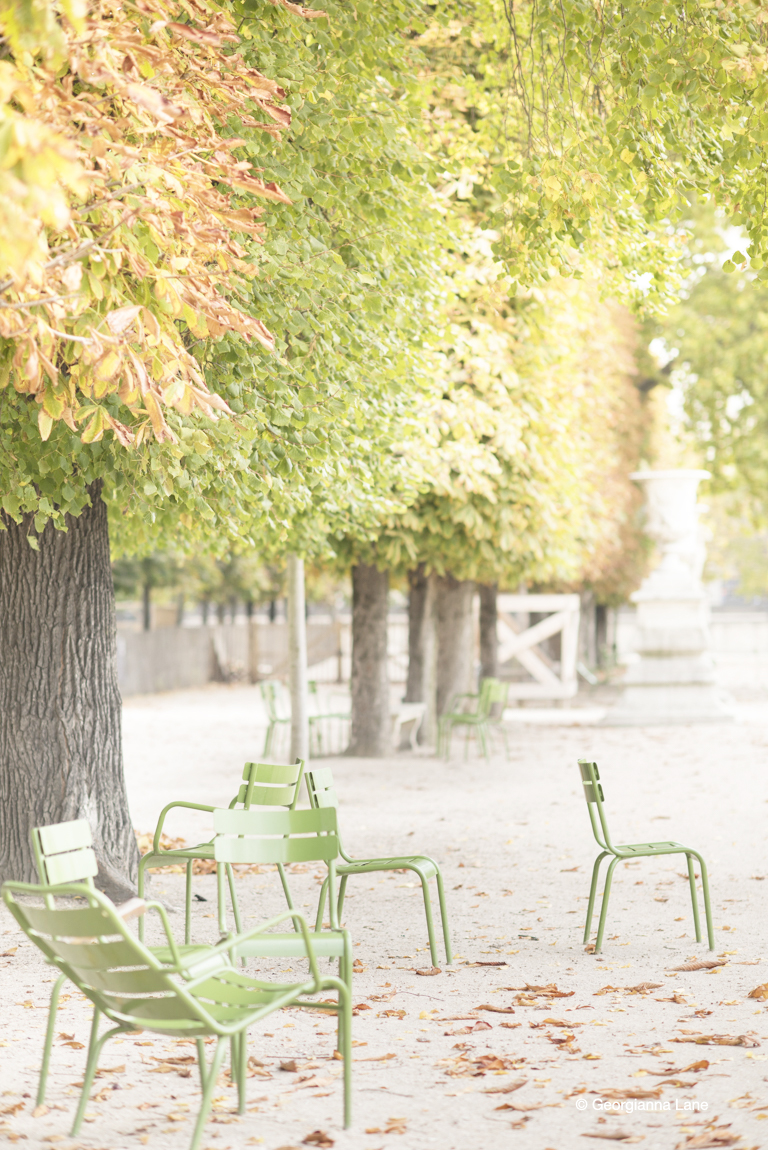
[671,1034,760,1047]
[31,1106,48,1118]
[379,1009,406,1020]
[444,1020,492,1036]
[543,1018,583,1028]
[2,948,18,956]
[675,1125,742,1148]
[595,983,661,996]
[482,1078,528,1095]
[365,1118,407,1135]
[645,1061,709,1075]
[474,1004,516,1014]
[593,1088,662,1100]
[581,1133,644,1143]
[280,1061,298,1072]
[514,983,574,998]
[355,1053,396,1062]
[494,1101,561,1112]
[670,960,728,972]
[500,1022,522,1029]
[748,983,768,1000]
[465,960,507,967]
[415,967,441,976]
[302,1132,334,1147]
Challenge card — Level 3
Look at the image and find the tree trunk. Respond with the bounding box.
[405,565,428,703]
[0,481,138,896]
[287,554,309,764]
[478,583,498,682]
[347,563,390,757]
[142,579,151,631]
[435,575,476,716]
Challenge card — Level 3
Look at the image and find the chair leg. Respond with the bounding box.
[226,863,243,936]
[479,721,489,762]
[185,859,194,945]
[230,1033,246,1115]
[417,873,440,967]
[277,864,298,930]
[315,875,329,932]
[338,981,352,1128]
[583,852,609,945]
[190,1038,227,1150]
[71,1012,122,1136]
[686,853,702,943]
[434,869,453,965]
[338,875,349,923]
[36,973,66,1107]
[217,862,226,935]
[594,856,621,954]
[690,851,715,950]
[137,856,148,942]
[263,720,275,758]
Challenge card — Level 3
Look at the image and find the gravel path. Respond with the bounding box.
[2,683,768,1150]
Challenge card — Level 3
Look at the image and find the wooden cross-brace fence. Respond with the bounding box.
[496,593,580,701]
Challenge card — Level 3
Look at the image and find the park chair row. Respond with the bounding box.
[9,761,453,1149]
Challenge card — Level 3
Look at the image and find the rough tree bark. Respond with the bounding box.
[0,481,138,895]
[478,583,498,682]
[435,574,476,716]
[405,565,428,703]
[347,563,390,757]
[405,566,436,746]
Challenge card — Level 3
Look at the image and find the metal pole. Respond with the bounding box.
[287,554,309,763]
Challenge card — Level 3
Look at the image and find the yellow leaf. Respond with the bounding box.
[38,409,53,440]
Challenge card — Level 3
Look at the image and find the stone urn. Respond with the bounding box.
[603,469,731,725]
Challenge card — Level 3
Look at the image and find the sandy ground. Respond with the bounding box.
[3,676,768,1150]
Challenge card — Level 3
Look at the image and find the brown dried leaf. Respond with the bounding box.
[415,967,441,977]
[302,1133,334,1148]
[671,1034,760,1047]
[747,982,768,1000]
[474,1004,515,1014]
[670,959,728,972]
[482,1078,528,1095]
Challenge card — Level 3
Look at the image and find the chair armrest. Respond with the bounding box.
[151,801,216,855]
[185,910,322,991]
[116,898,146,921]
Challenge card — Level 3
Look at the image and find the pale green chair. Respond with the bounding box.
[138,759,304,943]
[578,759,715,954]
[2,878,351,1149]
[437,677,509,761]
[213,806,353,1001]
[30,818,211,1107]
[306,767,452,967]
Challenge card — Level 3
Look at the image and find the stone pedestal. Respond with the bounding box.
[604,469,731,725]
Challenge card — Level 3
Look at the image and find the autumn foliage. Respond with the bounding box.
[0,0,321,449]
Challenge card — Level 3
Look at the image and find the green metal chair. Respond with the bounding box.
[261,680,291,757]
[30,817,211,1107]
[213,806,353,997]
[437,676,509,761]
[578,759,715,954]
[308,680,351,757]
[138,759,304,944]
[2,879,351,1149]
[305,767,452,967]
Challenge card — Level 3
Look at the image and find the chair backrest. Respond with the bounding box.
[260,680,291,721]
[1,881,204,1030]
[31,819,97,889]
[304,767,339,811]
[232,760,305,809]
[577,759,613,850]
[213,806,339,868]
[480,677,508,718]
